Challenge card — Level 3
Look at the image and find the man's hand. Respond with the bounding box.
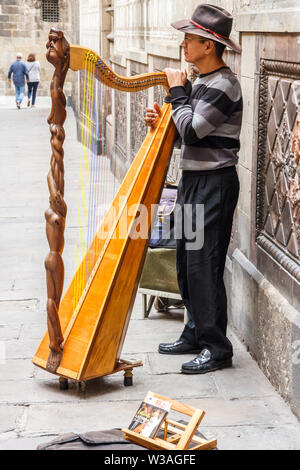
[8,79,12,85]
[163,68,187,89]
[144,102,161,127]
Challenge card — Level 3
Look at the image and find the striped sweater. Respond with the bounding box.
[169,66,243,171]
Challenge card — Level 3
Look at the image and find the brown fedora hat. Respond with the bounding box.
[171,3,241,54]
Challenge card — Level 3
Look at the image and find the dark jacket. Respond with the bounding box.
[8,60,29,87]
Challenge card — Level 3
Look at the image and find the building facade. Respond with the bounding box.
[0,0,73,96]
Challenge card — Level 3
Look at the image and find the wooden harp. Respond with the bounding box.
[32,29,176,387]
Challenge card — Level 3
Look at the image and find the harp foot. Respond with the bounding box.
[59,377,69,390]
[46,350,63,374]
[124,369,133,387]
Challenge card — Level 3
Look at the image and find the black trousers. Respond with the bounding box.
[176,166,240,361]
[27,81,39,105]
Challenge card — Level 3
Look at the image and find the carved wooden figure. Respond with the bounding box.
[45,28,70,373]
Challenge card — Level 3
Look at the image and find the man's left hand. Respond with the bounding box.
[163,68,187,89]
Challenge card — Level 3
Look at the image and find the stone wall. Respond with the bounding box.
[0,0,73,97]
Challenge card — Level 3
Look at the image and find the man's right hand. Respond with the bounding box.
[144,102,161,127]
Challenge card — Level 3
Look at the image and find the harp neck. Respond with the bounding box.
[69,45,168,92]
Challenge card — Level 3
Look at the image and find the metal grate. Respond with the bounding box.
[41,0,59,22]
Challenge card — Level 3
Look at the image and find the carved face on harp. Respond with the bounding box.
[46,28,70,68]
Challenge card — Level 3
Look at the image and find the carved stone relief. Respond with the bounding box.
[257,59,300,281]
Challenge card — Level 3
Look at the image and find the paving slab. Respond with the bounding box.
[83,372,218,402]
[0,324,22,341]
[5,339,40,359]
[18,322,47,341]
[0,436,50,451]
[187,396,300,427]
[212,362,278,399]
[0,359,34,381]
[0,101,300,450]
[23,401,145,437]
[199,425,300,451]
[0,300,40,321]
[0,406,25,433]
[0,379,85,404]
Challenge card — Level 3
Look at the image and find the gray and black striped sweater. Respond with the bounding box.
[169,66,243,171]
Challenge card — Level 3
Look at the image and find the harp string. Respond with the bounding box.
[81,59,96,298]
[91,70,108,280]
[72,57,135,316]
[84,61,96,286]
[94,71,104,271]
[86,84,95,282]
[104,83,111,209]
[95,74,105,268]
[73,58,88,313]
[77,57,91,307]
[95,80,108,263]
[86,71,100,282]
[74,56,95,312]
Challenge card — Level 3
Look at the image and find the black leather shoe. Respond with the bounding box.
[181,349,232,374]
[158,340,201,355]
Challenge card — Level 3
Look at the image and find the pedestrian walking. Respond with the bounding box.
[7,52,29,109]
[26,53,41,108]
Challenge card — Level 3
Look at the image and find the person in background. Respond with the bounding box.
[7,52,29,109]
[26,53,41,108]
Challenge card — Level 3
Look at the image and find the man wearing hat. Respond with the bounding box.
[8,53,29,109]
[145,4,243,374]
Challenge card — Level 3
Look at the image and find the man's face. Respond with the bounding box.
[181,34,208,64]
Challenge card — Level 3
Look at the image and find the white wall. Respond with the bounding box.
[79,0,100,52]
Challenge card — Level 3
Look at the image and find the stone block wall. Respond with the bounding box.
[0,0,73,97]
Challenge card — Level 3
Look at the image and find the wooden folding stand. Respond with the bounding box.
[122,392,217,451]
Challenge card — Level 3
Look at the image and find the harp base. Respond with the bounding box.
[33,355,143,389]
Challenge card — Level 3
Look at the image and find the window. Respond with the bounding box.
[41,0,59,22]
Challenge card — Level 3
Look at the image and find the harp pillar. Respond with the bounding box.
[44,28,70,373]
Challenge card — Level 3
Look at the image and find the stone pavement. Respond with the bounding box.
[0,95,300,450]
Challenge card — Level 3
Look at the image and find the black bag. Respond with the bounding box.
[37,427,217,450]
